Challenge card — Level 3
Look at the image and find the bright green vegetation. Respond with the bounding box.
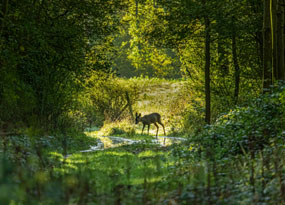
[1,81,285,204]
[1,0,285,204]
[96,77,188,138]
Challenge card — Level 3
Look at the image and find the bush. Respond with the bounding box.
[78,73,139,129]
[192,82,285,158]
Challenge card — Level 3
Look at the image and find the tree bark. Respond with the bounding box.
[272,0,278,80]
[232,21,240,104]
[125,91,134,122]
[203,1,211,125]
[263,0,273,91]
[276,0,285,80]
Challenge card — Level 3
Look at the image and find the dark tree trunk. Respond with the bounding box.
[272,0,278,80]
[263,0,273,91]
[276,0,285,80]
[204,1,211,125]
[257,32,264,78]
[232,22,240,104]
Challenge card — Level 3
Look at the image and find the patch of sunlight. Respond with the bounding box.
[49,151,64,160]
[70,153,100,162]
[93,166,126,175]
[49,151,84,164]
[66,157,87,164]
[98,136,114,148]
[85,130,98,137]
[131,176,163,185]
[101,151,133,157]
[188,143,199,151]
[136,163,159,171]
[62,163,79,170]
[138,150,164,158]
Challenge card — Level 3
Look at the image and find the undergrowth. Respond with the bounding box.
[1,82,285,204]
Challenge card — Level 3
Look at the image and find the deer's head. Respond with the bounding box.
[135,112,142,124]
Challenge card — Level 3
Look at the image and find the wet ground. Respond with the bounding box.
[79,136,186,153]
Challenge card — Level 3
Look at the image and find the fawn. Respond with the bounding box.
[135,112,166,138]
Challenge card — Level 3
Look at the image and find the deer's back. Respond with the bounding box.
[141,113,161,124]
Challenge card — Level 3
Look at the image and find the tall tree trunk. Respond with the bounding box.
[257,32,264,77]
[232,20,240,104]
[125,91,134,122]
[203,0,211,125]
[276,0,285,80]
[272,0,278,80]
[263,0,273,91]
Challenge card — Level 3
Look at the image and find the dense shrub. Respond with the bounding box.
[192,83,285,158]
[77,74,139,129]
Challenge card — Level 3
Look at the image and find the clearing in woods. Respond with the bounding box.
[57,79,192,204]
[83,78,187,151]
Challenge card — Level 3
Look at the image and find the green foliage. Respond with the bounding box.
[78,73,139,128]
[113,0,182,78]
[1,0,285,204]
[0,0,124,132]
[193,83,285,158]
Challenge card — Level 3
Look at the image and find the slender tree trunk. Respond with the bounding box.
[203,0,211,124]
[263,0,273,90]
[257,32,264,78]
[125,91,134,122]
[276,0,285,79]
[232,22,240,104]
[272,0,278,80]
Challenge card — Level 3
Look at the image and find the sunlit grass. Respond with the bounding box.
[83,78,189,140]
[49,143,177,190]
[138,150,164,158]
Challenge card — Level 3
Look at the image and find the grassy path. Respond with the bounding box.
[53,79,195,203]
[99,78,188,138]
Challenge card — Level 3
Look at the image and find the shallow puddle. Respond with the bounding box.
[79,136,186,153]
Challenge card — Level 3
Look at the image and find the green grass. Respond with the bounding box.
[48,142,180,200]
[97,77,190,138]
[4,78,285,204]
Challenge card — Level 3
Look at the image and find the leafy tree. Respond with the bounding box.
[0,0,125,131]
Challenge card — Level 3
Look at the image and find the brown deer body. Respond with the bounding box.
[135,112,166,138]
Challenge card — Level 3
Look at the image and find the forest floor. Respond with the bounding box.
[78,78,188,154]
[101,78,188,137]
[56,78,193,203]
[3,78,284,204]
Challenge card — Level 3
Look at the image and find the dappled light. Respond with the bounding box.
[1,0,285,204]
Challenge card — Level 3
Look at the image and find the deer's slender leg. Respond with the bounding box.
[142,124,145,134]
[147,124,150,135]
[158,122,166,135]
[154,123,159,139]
